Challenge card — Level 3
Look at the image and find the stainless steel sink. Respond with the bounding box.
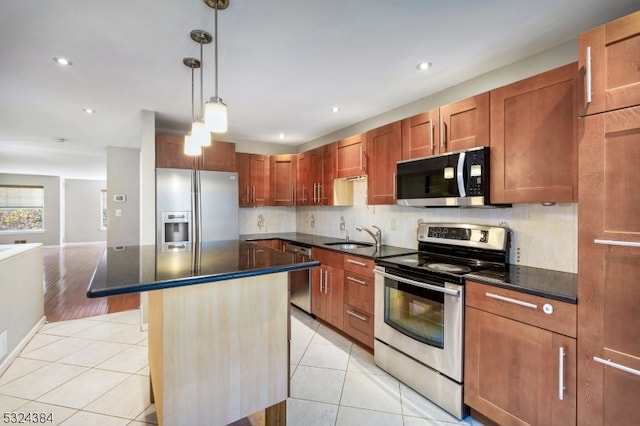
[324,242,373,250]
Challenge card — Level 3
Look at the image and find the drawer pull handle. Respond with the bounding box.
[347,259,367,267]
[594,239,640,248]
[593,356,640,377]
[485,292,538,310]
[585,46,592,104]
[346,310,368,322]
[346,276,367,285]
[559,347,566,401]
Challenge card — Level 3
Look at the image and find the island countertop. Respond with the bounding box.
[87,240,320,298]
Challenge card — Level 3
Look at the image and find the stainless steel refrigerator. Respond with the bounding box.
[156,168,239,246]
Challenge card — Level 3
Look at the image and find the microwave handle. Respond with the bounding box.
[457,152,466,197]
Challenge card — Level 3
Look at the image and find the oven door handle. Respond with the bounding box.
[374,269,461,297]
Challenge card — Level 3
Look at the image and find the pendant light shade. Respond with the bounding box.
[184,133,201,156]
[205,98,227,133]
[191,120,210,147]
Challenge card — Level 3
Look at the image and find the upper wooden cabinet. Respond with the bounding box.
[199,141,236,172]
[156,134,236,172]
[401,108,440,159]
[578,10,640,116]
[490,63,578,204]
[439,92,489,153]
[156,134,196,169]
[335,134,365,178]
[270,154,297,207]
[298,144,335,206]
[400,93,488,160]
[366,121,402,205]
[236,153,269,207]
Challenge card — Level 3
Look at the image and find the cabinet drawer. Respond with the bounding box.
[344,272,374,314]
[313,248,343,268]
[343,304,374,348]
[466,281,576,338]
[343,255,374,276]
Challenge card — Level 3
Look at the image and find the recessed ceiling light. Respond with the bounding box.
[278,133,285,140]
[53,57,72,66]
[416,61,432,71]
[331,106,340,113]
[83,108,96,114]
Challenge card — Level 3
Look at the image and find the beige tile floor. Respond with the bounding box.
[0,308,474,425]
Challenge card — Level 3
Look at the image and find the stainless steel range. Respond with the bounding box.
[373,222,509,419]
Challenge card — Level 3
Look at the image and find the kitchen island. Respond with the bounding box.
[87,240,320,426]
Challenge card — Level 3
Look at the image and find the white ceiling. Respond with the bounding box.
[1,0,638,180]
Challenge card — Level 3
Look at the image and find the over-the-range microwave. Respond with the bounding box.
[396,146,507,208]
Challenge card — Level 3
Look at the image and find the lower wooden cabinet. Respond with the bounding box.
[311,249,344,330]
[465,281,577,425]
[311,249,375,348]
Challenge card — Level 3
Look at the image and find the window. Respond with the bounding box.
[0,185,45,232]
[100,189,108,230]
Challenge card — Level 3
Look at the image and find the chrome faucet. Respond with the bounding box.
[356,225,382,248]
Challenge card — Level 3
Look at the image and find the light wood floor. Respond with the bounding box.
[43,243,140,322]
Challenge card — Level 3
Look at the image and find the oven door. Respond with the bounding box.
[374,266,464,382]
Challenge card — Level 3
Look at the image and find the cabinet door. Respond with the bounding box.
[336,134,365,178]
[250,154,270,206]
[321,144,335,205]
[439,92,489,153]
[311,266,326,320]
[236,152,251,206]
[270,154,297,206]
[579,11,640,116]
[156,134,196,169]
[578,106,640,425]
[199,140,236,172]
[324,265,344,329]
[309,147,324,205]
[366,121,402,205]
[401,108,440,159]
[296,151,310,206]
[490,63,577,204]
[465,307,576,426]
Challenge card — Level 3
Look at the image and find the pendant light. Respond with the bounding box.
[204,0,228,133]
[183,57,202,156]
[190,30,212,147]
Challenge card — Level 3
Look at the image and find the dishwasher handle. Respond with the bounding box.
[284,244,312,257]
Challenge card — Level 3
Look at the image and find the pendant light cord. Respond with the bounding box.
[191,65,195,122]
[214,0,219,100]
[199,39,204,120]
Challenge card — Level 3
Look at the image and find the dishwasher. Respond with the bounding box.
[284,243,313,314]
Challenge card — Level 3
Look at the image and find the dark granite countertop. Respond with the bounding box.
[240,232,417,259]
[87,240,320,298]
[465,264,577,304]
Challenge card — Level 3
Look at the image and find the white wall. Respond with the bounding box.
[107,147,140,246]
[64,179,107,243]
[0,173,61,246]
[0,244,44,374]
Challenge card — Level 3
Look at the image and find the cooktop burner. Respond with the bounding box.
[426,263,472,274]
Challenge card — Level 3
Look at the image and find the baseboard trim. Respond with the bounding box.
[0,316,46,377]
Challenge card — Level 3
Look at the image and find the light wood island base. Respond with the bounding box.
[148,272,290,426]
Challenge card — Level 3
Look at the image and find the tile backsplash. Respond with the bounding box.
[240,179,577,273]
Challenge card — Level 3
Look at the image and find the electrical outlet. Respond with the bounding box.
[390,218,397,230]
[0,330,7,359]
